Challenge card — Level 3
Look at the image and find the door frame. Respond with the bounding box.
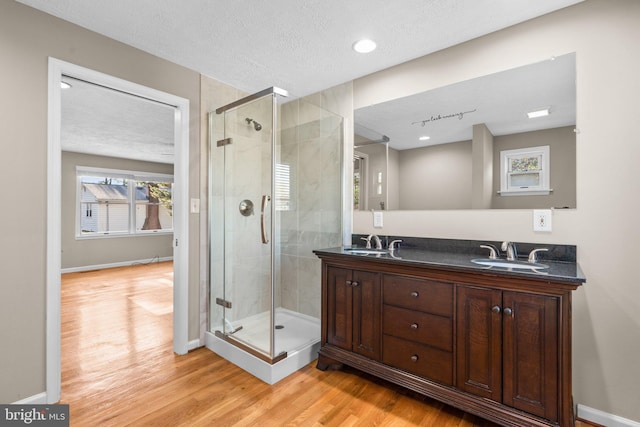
[46,58,190,403]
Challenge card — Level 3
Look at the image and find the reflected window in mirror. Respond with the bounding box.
[500,145,550,196]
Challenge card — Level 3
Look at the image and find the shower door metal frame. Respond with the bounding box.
[209,86,289,365]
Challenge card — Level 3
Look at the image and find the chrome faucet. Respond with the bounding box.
[369,234,383,250]
[501,241,518,261]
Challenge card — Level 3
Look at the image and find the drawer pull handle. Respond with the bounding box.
[410,291,419,298]
[410,323,419,329]
[410,355,419,362]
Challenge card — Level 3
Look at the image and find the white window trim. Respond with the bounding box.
[75,166,174,239]
[499,145,550,196]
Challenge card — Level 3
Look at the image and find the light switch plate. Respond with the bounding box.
[533,209,552,232]
[373,211,383,228]
[190,198,200,214]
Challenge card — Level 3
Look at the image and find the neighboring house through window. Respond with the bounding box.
[77,166,173,238]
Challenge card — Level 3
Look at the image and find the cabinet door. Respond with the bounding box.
[352,270,381,360]
[502,292,559,421]
[326,266,353,351]
[456,285,502,400]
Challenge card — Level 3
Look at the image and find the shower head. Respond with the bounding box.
[245,117,262,131]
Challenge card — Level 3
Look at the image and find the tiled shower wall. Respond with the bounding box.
[277,98,344,319]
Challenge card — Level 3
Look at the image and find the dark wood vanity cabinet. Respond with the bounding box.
[457,286,559,422]
[316,252,581,427]
[325,266,381,360]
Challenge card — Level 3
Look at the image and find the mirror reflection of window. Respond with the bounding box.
[353,153,367,210]
[500,145,550,196]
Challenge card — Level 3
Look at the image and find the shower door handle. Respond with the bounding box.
[261,195,270,244]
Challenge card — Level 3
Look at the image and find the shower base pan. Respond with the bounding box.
[204,308,321,384]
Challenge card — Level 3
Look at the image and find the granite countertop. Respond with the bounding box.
[313,241,586,285]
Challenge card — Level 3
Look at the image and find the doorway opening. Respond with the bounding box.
[47,58,190,403]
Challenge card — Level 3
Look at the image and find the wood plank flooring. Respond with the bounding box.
[60,262,589,426]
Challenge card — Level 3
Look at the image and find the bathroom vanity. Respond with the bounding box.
[314,238,585,427]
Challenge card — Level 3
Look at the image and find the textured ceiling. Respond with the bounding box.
[18,0,584,163]
[18,0,583,97]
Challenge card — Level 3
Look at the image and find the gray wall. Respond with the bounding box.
[353,0,640,421]
[61,152,174,269]
[492,126,576,209]
[0,1,201,403]
[398,140,472,210]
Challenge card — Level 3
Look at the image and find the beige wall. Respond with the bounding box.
[0,2,201,403]
[61,152,174,269]
[353,0,640,421]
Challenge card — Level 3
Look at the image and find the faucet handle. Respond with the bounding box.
[480,244,499,259]
[389,239,403,251]
[528,248,549,263]
[360,236,372,249]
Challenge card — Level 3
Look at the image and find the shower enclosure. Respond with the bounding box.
[206,87,343,383]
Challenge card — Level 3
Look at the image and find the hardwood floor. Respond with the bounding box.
[60,262,589,426]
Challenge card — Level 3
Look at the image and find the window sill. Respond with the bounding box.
[497,189,552,196]
[76,230,173,240]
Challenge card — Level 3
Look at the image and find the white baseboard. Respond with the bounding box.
[13,392,48,404]
[188,339,202,351]
[61,256,173,274]
[577,404,640,427]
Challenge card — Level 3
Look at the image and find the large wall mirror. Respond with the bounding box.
[354,52,576,211]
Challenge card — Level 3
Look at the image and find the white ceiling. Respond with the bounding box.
[18,0,584,163]
[61,77,176,164]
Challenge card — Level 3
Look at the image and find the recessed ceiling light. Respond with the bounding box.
[60,81,72,89]
[419,136,430,141]
[353,39,377,54]
[527,108,550,118]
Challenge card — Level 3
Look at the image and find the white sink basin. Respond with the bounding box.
[471,258,548,270]
[344,248,388,255]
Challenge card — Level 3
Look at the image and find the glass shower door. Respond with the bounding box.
[217,94,274,359]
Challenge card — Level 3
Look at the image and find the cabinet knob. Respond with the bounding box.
[491,305,501,314]
[410,291,419,298]
[345,280,352,286]
[351,281,359,287]
[410,323,419,329]
[504,307,513,315]
[410,355,419,362]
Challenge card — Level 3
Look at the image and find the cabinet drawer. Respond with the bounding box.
[383,274,453,316]
[383,335,453,385]
[383,305,452,351]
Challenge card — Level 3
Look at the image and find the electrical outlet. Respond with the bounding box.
[533,209,552,232]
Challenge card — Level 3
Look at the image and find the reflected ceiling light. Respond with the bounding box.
[527,108,549,118]
[60,81,72,89]
[419,136,430,141]
[353,39,377,53]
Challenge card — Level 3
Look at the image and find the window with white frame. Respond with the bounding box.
[77,166,173,238]
[499,146,550,196]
